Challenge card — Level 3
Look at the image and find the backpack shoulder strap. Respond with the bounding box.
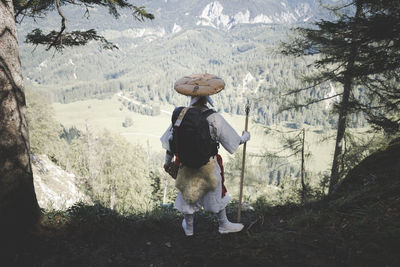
[174,107,193,127]
[201,108,216,119]
[171,106,184,125]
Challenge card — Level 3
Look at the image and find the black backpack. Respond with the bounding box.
[171,106,218,169]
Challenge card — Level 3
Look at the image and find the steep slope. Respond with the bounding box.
[11,141,400,266]
[336,138,400,195]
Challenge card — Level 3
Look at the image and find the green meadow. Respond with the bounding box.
[53,94,336,175]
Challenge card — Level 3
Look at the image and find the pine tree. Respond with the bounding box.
[280,0,400,194]
[347,0,400,134]
[0,0,153,249]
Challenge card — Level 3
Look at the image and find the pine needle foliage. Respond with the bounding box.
[14,0,154,50]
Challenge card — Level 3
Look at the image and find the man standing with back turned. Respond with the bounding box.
[160,74,250,236]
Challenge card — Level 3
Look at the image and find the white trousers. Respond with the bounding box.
[174,157,230,214]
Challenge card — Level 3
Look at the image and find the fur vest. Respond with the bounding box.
[175,158,218,204]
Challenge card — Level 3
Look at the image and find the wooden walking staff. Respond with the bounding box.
[237,102,250,222]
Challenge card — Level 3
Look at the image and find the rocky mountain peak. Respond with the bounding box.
[194,1,319,31]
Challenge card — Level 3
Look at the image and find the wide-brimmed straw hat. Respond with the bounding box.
[174,73,225,96]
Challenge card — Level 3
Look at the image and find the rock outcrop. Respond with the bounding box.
[32,154,90,210]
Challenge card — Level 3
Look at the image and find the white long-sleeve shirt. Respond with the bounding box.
[160,109,242,155]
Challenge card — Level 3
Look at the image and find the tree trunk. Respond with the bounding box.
[301,128,306,201]
[0,0,40,246]
[329,73,352,194]
[329,1,363,194]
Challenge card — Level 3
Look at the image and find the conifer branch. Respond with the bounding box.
[17,0,154,50]
[47,0,66,50]
[26,29,118,51]
[14,0,36,22]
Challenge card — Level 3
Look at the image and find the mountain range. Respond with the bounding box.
[135,0,338,31]
[19,0,343,37]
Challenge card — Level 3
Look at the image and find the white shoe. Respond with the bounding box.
[218,222,244,234]
[182,219,193,236]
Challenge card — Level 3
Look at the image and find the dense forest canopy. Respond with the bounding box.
[19,22,367,129]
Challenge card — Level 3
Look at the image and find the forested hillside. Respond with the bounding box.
[25,91,171,213]
[20,25,368,128]
[18,0,367,129]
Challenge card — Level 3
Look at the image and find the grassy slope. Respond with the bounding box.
[11,141,400,266]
